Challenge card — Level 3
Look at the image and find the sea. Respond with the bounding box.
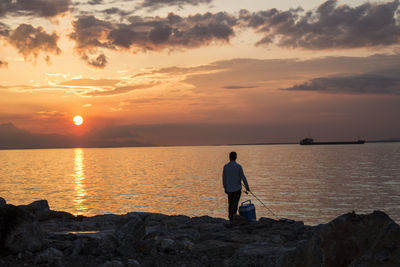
[1,143,399,225]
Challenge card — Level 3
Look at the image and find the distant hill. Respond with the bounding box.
[0,123,153,150]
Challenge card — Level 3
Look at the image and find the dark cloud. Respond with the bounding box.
[69,15,113,67]
[86,53,107,68]
[70,12,237,67]
[0,22,10,36]
[0,0,71,18]
[102,7,130,16]
[282,66,400,95]
[140,0,212,10]
[222,85,259,89]
[241,0,400,49]
[8,24,61,61]
[87,0,104,5]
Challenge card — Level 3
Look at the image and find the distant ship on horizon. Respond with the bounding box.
[300,138,365,145]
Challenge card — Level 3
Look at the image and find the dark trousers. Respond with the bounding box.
[227,190,241,221]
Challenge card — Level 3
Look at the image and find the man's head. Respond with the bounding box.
[229,151,237,161]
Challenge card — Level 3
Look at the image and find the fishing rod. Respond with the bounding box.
[242,182,279,220]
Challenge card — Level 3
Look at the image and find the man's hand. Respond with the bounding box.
[246,186,250,192]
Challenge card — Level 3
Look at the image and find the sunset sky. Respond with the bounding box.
[1,0,400,146]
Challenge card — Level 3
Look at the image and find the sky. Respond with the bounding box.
[0,0,399,147]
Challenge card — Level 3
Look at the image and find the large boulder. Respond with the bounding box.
[281,211,400,267]
[22,200,50,221]
[0,197,6,206]
[116,214,145,245]
[0,204,46,254]
[34,247,63,264]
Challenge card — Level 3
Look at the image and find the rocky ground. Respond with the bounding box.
[0,197,399,266]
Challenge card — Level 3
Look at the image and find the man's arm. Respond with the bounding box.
[222,167,227,193]
[239,165,250,191]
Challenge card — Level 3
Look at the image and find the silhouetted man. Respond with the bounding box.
[222,151,250,221]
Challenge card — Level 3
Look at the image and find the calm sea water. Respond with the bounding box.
[1,143,399,225]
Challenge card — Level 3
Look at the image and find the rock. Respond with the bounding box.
[0,204,46,254]
[47,210,76,220]
[5,221,46,254]
[0,197,6,206]
[34,247,63,264]
[134,239,158,255]
[101,260,124,267]
[159,238,175,252]
[76,231,119,256]
[192,240,239,257]
[22,200,50,221]
[116,214,145,245]
[127,259,141,267]
[281,210,400,267]
[3,200,400,267]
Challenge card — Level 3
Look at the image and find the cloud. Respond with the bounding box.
[0,60,8,68]
[8,24,61,62]
[87,0,104,4]
[69,15,113,68]
[140,0,212,10]
[102,7,131,17]
[222,85,259,89]
[56,78,158,96]
[0,0,71,18]
[282,64,400,95]
[70,12,237,67]
[130,54,400,95]
[0,22,10,36]
[282,67,400,95]
[241,0,400,49]
[59,78,120,87]
[85,81,160,96]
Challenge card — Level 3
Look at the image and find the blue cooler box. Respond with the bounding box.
[239,200,256,222]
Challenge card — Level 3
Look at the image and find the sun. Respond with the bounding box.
[73,115,83,126]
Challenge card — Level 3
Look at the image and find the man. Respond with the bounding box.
[222,151,250,221]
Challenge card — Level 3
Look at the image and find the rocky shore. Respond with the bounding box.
[1,197,399,266]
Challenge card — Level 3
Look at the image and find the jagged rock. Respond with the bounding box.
[192,240,239,257]
[34,247,63,264]
[280,210,400,267]
[2,200,400,267]
[75,231,118,256]
[127,259,141,267]
[47,210,75,220]
[0,197,6,206]
[101,260,124,267]
[158,238,175,252]
[116,214,145,245]
[0,204,46,254]
[21,200,51,221]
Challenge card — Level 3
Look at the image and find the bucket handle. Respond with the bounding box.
[241,200,252,206]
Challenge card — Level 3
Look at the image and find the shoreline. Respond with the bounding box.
[1,198,400,266]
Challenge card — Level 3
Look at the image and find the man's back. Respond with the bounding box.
[223,161,248,193]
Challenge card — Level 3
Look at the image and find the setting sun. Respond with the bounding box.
[73,116,83,126]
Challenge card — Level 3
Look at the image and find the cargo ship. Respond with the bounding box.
[300,138,365,145]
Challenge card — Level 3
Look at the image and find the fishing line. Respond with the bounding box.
[242,183,279,220]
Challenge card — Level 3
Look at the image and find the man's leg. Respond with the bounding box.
[228,190,242,220]
[231,190,242,218]
[228,192,234,220]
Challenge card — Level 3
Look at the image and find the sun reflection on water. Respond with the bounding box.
[72,148,87,215]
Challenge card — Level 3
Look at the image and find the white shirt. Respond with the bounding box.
[222,161,249,193]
